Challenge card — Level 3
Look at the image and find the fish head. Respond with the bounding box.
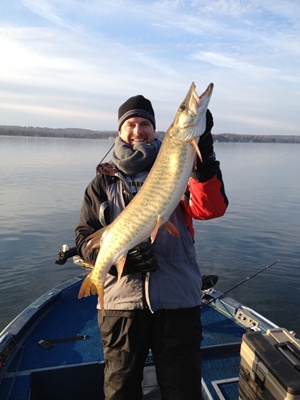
[169,82,214,143]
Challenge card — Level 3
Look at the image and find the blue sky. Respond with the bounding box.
[1,0,299,135]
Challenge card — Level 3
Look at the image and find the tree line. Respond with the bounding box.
[0,125,299,143]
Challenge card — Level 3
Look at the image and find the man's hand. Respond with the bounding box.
[192,109,219,182]
[109,239,159,276]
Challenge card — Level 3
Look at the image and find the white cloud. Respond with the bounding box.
[0,0,299,135]
[21,0,68,26]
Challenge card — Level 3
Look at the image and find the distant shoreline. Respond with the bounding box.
[0,125,299,143]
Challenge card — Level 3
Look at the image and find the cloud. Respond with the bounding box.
[0,0,299,134]
[21,0,68,27]
[190,51,279,78]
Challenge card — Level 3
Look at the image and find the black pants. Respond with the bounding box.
[98,307,202,400]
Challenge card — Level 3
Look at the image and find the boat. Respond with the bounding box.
[0,246,299,400]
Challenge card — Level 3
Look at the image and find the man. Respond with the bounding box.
[75,94,228,399]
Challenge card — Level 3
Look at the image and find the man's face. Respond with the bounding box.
[119,117,156,148]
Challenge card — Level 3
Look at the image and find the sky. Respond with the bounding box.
[1,0,299,135]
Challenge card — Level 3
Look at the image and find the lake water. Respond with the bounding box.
[0,136,299,334]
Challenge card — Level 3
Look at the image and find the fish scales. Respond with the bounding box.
[78,82,214,310]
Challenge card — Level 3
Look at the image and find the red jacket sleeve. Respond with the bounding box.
[180,171,228,238]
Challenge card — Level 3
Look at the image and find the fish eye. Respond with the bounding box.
[179,103,186,111]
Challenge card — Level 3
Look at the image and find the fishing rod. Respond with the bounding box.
[99,142,115,164]
[95,142,115,171]
[202,259,280,308]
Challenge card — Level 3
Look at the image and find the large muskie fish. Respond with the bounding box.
[78,82,214,309]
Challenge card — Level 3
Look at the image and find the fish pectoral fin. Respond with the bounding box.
[191,138,203,163]
[116,255,127,281]
[86,227,107,251]
[151,216,163,243]
[164,221,180,237]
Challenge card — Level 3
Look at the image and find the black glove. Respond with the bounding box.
[109,239,159,277]
[191,109,219,182]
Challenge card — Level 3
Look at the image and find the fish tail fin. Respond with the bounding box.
[78,275,105,314]
[78,273,97,298]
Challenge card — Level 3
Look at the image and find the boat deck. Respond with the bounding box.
[201,305,245,399]
[0,275,248,400]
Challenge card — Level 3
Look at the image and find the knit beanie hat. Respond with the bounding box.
[118,95,156,130]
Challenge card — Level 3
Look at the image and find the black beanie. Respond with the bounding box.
[118,95,156,130]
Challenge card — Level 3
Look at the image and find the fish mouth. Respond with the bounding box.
[188,82,214,114]
[188,86,201,114]
[187,82,214,123]
[198,82,214,106]
[169,82,214,142]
